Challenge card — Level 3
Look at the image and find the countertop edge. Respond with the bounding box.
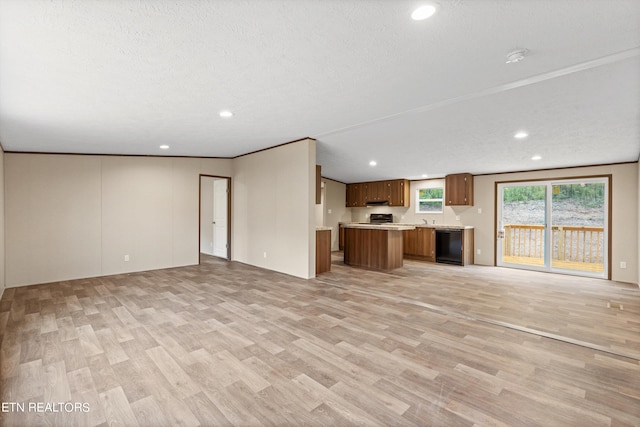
[338,222,473,230]
[340,224,416,231]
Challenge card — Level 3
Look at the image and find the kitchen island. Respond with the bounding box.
[342,223,415,271]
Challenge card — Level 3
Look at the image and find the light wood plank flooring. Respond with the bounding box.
[1,253,639,426]
[503,255,605,273]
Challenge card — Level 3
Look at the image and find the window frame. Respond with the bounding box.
[415,187,444,214]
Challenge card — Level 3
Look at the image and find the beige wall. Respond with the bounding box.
[5,153,232,287]
[0,146,4,297]
[638,160,640,286]
[322,178,351,251]
[470,163,638,284]
[232,139,316,279]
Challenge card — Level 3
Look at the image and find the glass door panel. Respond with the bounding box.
[550,181,606,277]
[497,184,547,270]
[497,178,608,278]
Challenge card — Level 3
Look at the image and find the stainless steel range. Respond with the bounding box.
[369,213,393,224]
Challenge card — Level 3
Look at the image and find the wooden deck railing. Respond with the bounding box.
[503,224,604,264]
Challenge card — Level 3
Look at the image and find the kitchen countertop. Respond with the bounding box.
[340,223,416,231]
[415,224,474,230]
[316,226,332,231]
[339,222,473,230]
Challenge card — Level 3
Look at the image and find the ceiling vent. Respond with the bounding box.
[505,48,528,64]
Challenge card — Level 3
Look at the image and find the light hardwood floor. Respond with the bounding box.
[1,253,639,426]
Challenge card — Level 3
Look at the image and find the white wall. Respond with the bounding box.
[5,153,232,287]
[638,160,640,287]
[232,139,316,279]
[0,145,4,298]
[323,178,351,251]
[315,184,324,227]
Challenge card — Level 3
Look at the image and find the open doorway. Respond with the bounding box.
[199,175,231,261]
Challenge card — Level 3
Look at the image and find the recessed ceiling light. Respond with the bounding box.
[411,4,437,20]
[514,131,528,139]
[219,110,233,118]
[531,155,542,161]
[159,145,170,150]
[369,161,377,166]
[422,174,428,178]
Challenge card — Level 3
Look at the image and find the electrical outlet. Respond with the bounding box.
[328,209,332,214]
[620,261,627,269]
[263,252,267,258]
[455,215,460,221]
[477,208,482,214]
[124,255,130,262]
[477,249,481,255]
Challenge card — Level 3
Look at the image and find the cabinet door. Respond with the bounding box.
[366,181,384,201]
[417,228,435,257]
[365,182,375,201]
[339,224,345,250]
[355,184,367,206]
[403,229,417,255]
[415,228,426,256]
[389,179,409,207]
[346,183,367,207]
[346,184,354,207]
[445,173,473,206]
[424,228,435,260]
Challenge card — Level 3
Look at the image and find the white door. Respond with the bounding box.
[213,179,228,258]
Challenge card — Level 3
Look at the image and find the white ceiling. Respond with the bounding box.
[0,0,639,183]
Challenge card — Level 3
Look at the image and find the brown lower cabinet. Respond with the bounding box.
[338,224,345,250]
[316,229,331,274]
[403,227,436,262]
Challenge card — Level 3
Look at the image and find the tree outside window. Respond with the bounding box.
[416,188,443,213]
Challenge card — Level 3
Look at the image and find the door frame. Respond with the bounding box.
[496,181,549,272]
[494,174,612,280]
[199,174,232,262]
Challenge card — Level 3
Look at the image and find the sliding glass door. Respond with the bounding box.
[497,183,548,271]
[497,177,608,278]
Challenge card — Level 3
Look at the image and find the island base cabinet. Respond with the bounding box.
[344,228,403,271]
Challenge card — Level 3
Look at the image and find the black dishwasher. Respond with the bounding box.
[435,229,463,265]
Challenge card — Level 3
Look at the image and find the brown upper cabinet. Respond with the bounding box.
[346,179,409,207]
[346,183,367,207]
[445,173,474,206]
[366,181,387,202]
[388,179,409,206]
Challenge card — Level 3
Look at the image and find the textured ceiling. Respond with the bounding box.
[0,0,639,183]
